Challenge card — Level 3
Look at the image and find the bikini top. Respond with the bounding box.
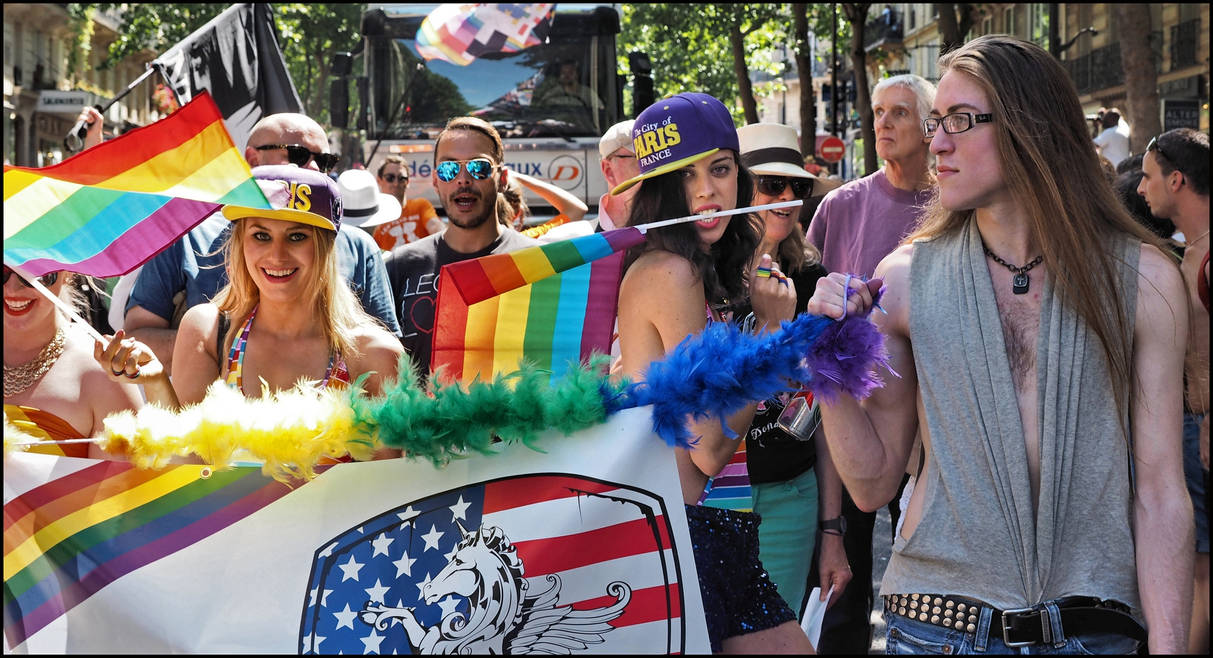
[224,306,350,394]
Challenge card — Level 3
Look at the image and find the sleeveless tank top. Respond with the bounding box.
[881,220,1141,614]
[224,306,351,393]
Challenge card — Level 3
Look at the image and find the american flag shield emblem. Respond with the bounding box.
[299,474,689,654]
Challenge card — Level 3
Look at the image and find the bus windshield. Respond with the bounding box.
[365,6,621,142]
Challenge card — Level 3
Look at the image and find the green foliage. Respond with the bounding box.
[65,4,97,85]
[82,3,365,125]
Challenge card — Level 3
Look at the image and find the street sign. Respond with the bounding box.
[818,135,846,164]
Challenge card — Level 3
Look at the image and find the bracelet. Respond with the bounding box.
[819,528,843,537]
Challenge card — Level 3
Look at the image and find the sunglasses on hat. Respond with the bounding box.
[435,158,496,182]
[756,176,813,199]
[380,173,408,183]
[3,266,58,287]
[253,144,340,173]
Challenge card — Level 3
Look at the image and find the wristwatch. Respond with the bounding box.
[820,516,847,535]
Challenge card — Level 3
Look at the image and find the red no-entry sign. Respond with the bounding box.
[817,135,846,163]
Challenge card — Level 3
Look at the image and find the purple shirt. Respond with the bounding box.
[806,168,934,278]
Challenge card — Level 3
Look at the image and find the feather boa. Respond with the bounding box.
[616,312,890,448]
[7,312,890,480]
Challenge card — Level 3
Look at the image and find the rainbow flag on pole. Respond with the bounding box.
[432,227,645,386]
[2,458,291,648]
[2,91,268,277]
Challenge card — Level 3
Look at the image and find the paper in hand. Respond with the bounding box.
[799,583,835,648]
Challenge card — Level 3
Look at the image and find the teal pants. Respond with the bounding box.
[751,467,819,615]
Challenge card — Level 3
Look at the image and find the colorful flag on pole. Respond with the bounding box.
[153,3,304,151]
[416,4,556,66]
[431,227,645,386]
[3,408,709,653]
[2,91,268,278]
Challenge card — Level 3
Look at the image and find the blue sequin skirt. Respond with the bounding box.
[685,503,797,652]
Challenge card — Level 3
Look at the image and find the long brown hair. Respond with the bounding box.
[212,221,371,365]
[908,34,1172,424]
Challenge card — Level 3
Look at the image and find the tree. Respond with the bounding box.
[937,3,979,54]
[83,3,362,126]
[1114,4,1162,152]
[620,4,785,124]
[842,3,877,175]
[792,3,815,155]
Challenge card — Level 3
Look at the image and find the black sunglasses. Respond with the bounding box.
[3,266,58,287]
[380,173,409,183]
[756,176,813,199]
[253,144,339,173]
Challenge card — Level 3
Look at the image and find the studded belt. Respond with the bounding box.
[882,594,1146,647]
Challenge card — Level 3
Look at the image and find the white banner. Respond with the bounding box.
[3,406,708,654]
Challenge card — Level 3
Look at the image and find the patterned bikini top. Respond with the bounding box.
[224,306,351,394]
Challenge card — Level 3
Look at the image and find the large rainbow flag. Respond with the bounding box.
[2,458,292,648]
[2,90,268,278]
[431,227,645,386]
[416,4,555,66]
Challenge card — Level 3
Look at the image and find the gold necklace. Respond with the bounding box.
[4,329,67,397]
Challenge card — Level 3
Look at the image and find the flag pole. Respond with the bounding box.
[10,268,108,344]
[631,199,803,233]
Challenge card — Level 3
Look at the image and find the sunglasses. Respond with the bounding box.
[1146,136,1172,163]
[253,144,339,173]
[435,158,496,182]
[3,267,58,287]
[756,176,813,199]
[380,173,409,184]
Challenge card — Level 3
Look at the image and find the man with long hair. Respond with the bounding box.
[808,35,1192,654]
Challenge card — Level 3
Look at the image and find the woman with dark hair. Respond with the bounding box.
[613,93,812,654]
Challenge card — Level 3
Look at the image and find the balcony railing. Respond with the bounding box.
[1063,32,1163,95]
[864,9,904,52]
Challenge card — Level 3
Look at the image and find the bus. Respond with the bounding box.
[336,4,650,219]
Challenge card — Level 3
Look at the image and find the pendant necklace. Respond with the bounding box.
[982,244,1043,295]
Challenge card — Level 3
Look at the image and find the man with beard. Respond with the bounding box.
[384,117,539,375]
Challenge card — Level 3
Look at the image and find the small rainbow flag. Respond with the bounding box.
[431,227,645,386]
[3,90,268,278]
[2,459,292,647]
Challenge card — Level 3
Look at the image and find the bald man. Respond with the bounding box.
[123,113,400,373]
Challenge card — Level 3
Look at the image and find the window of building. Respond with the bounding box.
[1004,7,1016,35]
[982,17,992,36]
[1029,4,1048,48]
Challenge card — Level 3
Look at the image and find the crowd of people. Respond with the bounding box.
[5,34,1209,654]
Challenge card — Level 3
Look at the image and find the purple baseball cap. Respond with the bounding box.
[222,165,343,232]
[610,92,739,195]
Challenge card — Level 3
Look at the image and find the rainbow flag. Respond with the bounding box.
[2,458,292,647]
[2,91,268,277]
[432,227,645,386]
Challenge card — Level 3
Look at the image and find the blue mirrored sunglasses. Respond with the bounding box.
[435,158,496,182]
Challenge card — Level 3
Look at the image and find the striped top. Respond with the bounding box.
[696,303,752,512]
[224,306,350,394]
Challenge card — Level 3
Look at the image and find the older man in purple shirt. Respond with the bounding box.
[804,73,936,654]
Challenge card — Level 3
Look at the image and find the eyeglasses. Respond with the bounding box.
[923,112,994,137]
[3,266,58,287]
[756,176,814,199]
[435,158,497,182]
[1146,136,1172,163]
[380,173,408,184]
[253,144,339,173]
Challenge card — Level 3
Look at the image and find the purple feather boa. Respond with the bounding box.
[616,306,893,448]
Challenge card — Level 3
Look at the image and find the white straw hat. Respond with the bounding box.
[337,169,402,228]
[737,123,841,197]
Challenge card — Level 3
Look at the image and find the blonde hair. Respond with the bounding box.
[212,221,378,366]
[908,35,1171,423]
[774,225,821,273]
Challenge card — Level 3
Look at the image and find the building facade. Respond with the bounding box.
[4,3,166,167]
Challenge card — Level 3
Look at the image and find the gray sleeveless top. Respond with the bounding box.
[882,219,1141,615]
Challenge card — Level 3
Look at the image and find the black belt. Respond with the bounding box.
[882,594,1146,647]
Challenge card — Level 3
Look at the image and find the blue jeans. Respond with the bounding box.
[1183,412,1209,553]
[884,603,1141,654]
